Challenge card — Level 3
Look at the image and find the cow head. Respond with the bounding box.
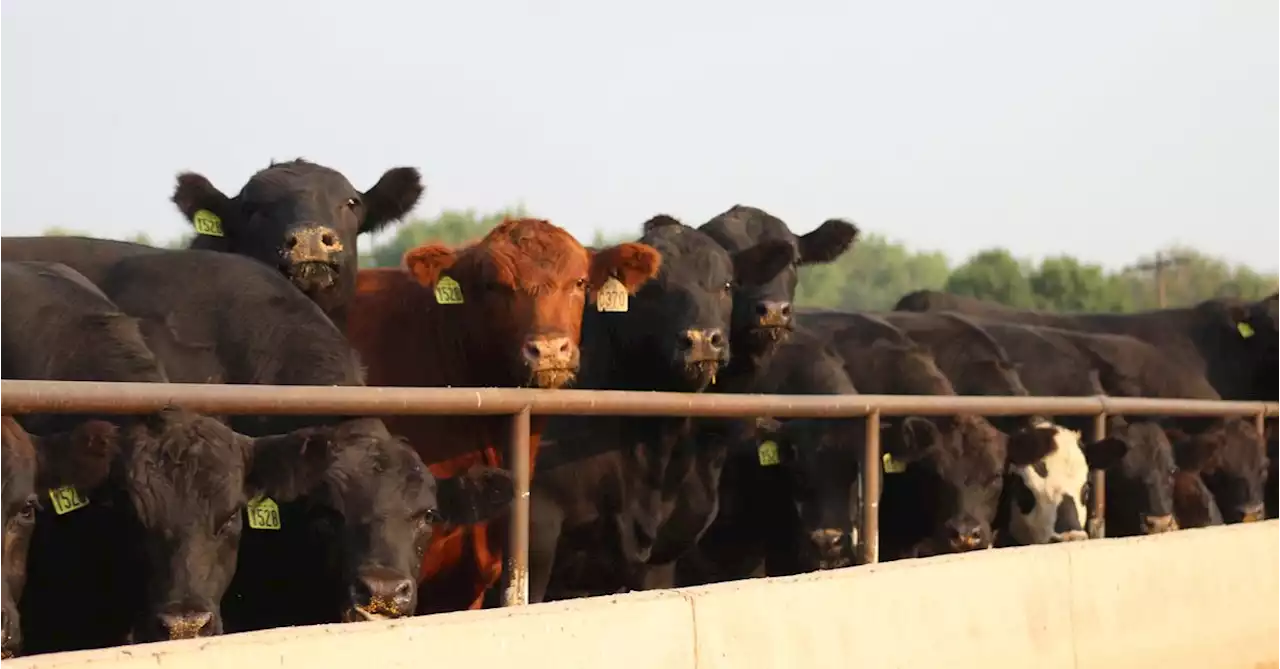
[245,419,513,623]
[589,215,793,391]
[32,414,252,644]
[1002,422,1128,545]
[700,205,858,360]
[404,218,661,389]
[172,160,424,318]
[1,418,39,659]
[1089,419,1179,536]
[1167,419,1268,524]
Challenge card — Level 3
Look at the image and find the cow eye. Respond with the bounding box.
[345,197,360,209]
[17,498,37,523]
[574,278,588,291]
[722,281,734,295]
[217,511,242,536]
[414,509,438,526]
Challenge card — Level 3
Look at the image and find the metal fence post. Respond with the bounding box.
[1087,412,1107,539]
[860,410,881,565]
[503,406,532,606]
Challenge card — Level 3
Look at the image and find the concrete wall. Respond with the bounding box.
[10,521,1277,669]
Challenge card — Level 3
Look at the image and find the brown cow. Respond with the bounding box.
[346,217,661,614]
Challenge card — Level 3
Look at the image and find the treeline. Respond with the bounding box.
[40,208,1278,313]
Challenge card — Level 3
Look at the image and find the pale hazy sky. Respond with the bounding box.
[2,1,1276,271]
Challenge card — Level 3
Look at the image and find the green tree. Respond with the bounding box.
[795,233,950,310]
[1028,255,1132,312]
[943,248,1037,308]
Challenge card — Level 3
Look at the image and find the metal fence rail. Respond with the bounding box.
[3,379,1276,607]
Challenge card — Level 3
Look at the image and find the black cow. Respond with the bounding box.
[529,215,795,601]
[172,159,423,325]
[1,417,40,658]
[892,291,1278,402]
[698,204,859,366]
[677,331,864,586]
[76,250,512,629]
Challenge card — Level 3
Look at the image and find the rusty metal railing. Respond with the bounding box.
[3,379,1275,605]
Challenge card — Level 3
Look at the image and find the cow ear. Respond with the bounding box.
[1007,426,1061,466]
[248,428,333,502]
[52,420,120,492]
[589,242,661,294]
[362,167,424,235]
[731,239,795,286]
[796,218,859,265]
[403,244,459,288]
[883,416,939,461]
[1083,437,1129,470]
[641,214,684,235]
[434,465,515,526]
[172,172,238,241]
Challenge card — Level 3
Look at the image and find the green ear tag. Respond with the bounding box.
[246,495,282,530]
[1237,322,1255,339]
[882,453,908,474]
[49,486,90,515]
[192,209,224,237]
[757,440,781,467]
[434,276,464,305]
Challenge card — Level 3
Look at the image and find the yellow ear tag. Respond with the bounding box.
[49,486,90,515]
[246,495,282,530]
[192,209,225,237]
[596,277,629,313]
[757,440,781,467]
[434,276,464,305]
[882,453,908,474]
[1237,322,1255,339]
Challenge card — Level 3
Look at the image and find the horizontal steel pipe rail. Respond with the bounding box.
[3,379,1275,604]
[3,380,1276,418]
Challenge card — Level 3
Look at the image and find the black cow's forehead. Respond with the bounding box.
[644,230,733,285]
[701,205,797,251]
[238,160,357,201]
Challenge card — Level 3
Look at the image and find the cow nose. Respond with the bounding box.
[755,301,793,327]
[351,571,416,617]
[285,225,343,263]
[0,612,17,658]
[1140,514,1178,534]
[809,528,845,555]
[946,521,986,551]
[1238,503,1266,523]
[522,336,577,369]
[679,329,726,361]
[156,610,214,640]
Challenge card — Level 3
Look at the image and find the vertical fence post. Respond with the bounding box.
[860,410,881,565]
[503,406,532,606]
[1087,412,1107,539]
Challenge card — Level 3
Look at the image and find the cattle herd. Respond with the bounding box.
[0,158,1275,659]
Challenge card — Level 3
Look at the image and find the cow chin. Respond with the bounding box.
[745,325,792,356]
[680,359,722,390]
[288,261,340,295]
[529,368,577,389]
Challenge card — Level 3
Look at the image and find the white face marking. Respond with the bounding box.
[1008,425,1090,545]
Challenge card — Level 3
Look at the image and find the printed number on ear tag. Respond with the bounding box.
[49,486,90,515]
[1237,322,1255,339]
[757,440,781,467]
[882,453,908,474]
[596,277,629,313]
[434,276,464,305]
[192,209,224,237]
[247,495,282,530]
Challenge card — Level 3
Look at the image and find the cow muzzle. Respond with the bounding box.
[521,335,580,389]
[1140,514,1178,534]
[285,226,342,293]
[1237,503,1266,523]
[154,608,217,641]
[808,529,852,569]
[678,328,727,386]
[1,608,19,659]
[945,521,989,552]
[344,568,416,622]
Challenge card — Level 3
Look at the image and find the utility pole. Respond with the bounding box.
[1126,251,1192,308]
